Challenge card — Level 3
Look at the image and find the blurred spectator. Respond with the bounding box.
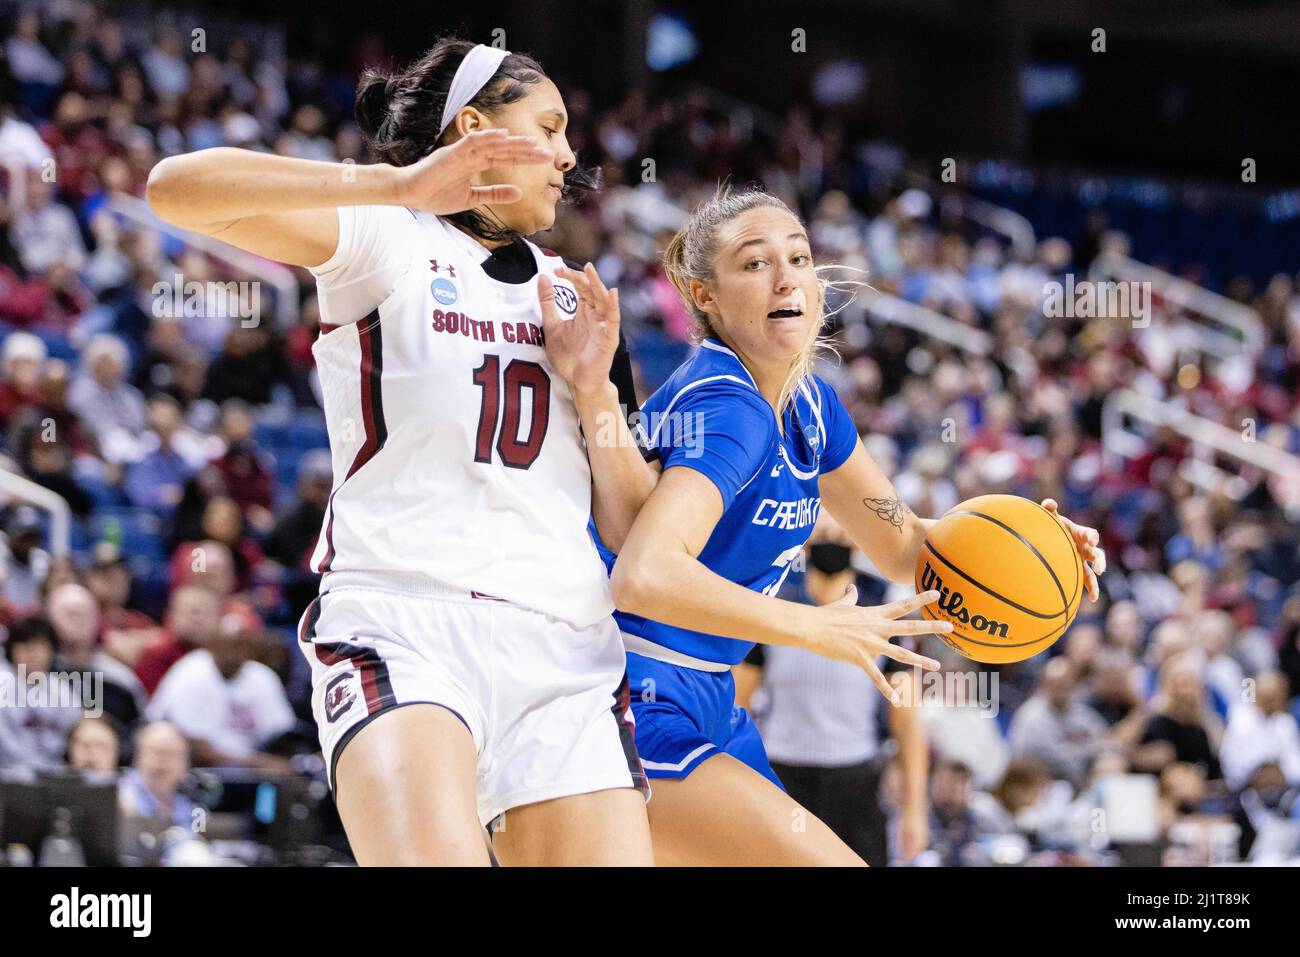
[85,540,153,631]
[67,333,148,464]
[0,330,45,424]
[265,448,330,571]
[10,170,85,274]
[133,582,221,695]
[920,662,1011,791]
[202,324,296,407]
[264,448,329,613]
[172,497,267,595]
[1220,671,1300,791]
[34,358,99,457]
[68,714,121,772]
[118,721,199,828]
[47,581,144,727]
[210,400,275,531]
[146,628,295,771]
[124,393,204,514]
[1,504,50,615]
[1007,657,1109,789]
[926,759,1007,866]
[1133,653,1224,781]
[0,615,81,771]
[1085,646,1142,728]
[140,28,189,101]
[8,407,94,517]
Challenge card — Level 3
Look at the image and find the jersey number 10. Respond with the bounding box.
[472,355,551,469]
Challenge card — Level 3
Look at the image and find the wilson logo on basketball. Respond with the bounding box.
[913,494,1085,664]
[918,561,1010,639]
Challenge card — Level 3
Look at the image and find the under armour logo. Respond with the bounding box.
[429,260,457,278]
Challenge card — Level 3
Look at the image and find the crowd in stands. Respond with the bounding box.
[0,3,1298,864]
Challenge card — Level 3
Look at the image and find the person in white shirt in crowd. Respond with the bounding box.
[147,625,295,772]
[1007,657,1110,790]
[0,103,54,179]
[10,170,86,274]
[0,616,82,771]
[118,721,199,828]
[4,11,63,87]
[140,27,190,101]
[1221,671,1300,791]
[919,651,1011,792]
[745,514,930,865]
[67,333,149,464]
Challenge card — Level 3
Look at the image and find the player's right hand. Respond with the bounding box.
[391,128,552,213]
[803,587,947,705]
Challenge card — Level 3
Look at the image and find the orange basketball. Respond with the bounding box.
[913,494,1085,664]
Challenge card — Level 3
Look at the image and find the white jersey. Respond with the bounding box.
[307,206,612,628]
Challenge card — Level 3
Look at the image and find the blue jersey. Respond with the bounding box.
[605,338,859,665]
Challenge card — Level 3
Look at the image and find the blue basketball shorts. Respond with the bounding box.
[625,649,783,789]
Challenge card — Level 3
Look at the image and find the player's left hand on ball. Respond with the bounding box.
[538,263,621,395]
[1041,498,1106,602]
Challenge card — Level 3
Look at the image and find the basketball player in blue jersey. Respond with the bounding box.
[147,39,660,866]
[602,187,1107,865]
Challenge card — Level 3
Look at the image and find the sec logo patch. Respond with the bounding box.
[553,282,578,315]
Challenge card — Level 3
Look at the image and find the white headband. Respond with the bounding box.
[439,44,511,136]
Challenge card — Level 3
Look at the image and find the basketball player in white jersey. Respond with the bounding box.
[146,39,658,865]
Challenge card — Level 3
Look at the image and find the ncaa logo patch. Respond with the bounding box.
[431,277,459,306]
[323,673,357,724]
[803,423,822,455]
[553,282,578,315]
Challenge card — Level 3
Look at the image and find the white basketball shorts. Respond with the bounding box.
[297,584,648,828]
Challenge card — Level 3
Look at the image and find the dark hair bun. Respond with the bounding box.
[354,68,392,140]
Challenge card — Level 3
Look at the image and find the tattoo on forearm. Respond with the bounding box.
[863,496,912,533]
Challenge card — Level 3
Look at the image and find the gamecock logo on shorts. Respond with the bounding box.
[324,673,357,723]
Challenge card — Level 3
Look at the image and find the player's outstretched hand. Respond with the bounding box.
[391,128,551,214]
[803,586,946,705]
[1041,498,1106,602]
[538,262,621,396]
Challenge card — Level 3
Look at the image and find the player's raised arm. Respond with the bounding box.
[611,466,944,703]
[145,129,551,267]
[820,443,1107,600]
[539,264,657,551]
[818,441,935,585]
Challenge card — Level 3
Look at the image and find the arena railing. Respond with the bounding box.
[1090,251,1265,362]
[842,287,994,356]
[1102,388,1300,517]
[0,468,71,556]
[106,193,299,331]
[936,190,1037,260]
